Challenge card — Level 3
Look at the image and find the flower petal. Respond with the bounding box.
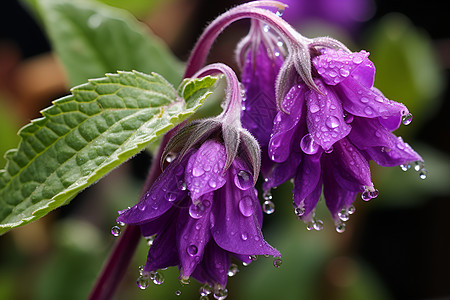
[323,168,358,222]
[211,168,280,257]
[268,84,306,163]
[328,138,373,189]
[363,135,423,167]
[117,153,190,225]
[241,44,282,146]
[177,193,213,278]
[293,152,322,209]
[185,140,227,201]
[192,241,230,287]
[348,116,393,149]
[263,150,302,191]
[313,49,373,87]
[306,80,351,151]
[143,212,180,272]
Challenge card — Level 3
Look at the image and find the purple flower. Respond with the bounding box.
[116,63,280,292]
[263,48,424,231]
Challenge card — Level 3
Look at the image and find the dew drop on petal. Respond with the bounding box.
[238,196,254,217]
[145,235,155,246]
[309,104,320,113]
[187,244,198,256]
[234,170,253,190]
[262,200,275,214]
[300,133,320,155]
[348,205,356,215]
[326,116,340,129]
[189,202,206,219]
[227,263,239,277]
[273,258,283,268]
[402,113,413,125]
[364,106,373,116]
[339,68,350,77]
[360,97,369,103]
[165,192,176,202]
[241,232,248,241]
[111,226,121,237]
[419,169,428,180]
[177,180,187,190]
[192,167,205,177]
[136,276,149,289]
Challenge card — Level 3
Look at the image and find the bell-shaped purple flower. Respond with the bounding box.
[117,140,279,289]
[264,47,424,231]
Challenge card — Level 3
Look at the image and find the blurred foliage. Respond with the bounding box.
[365,13,445,132]
[0,97,20,169]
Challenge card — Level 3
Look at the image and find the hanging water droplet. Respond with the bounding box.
[249,255,257,261]
[145,235,155,246]
[138,265,144,276]
[300,133,320,155]
[175,290,182,296]
[273,258,283,268]
[400,164,411,171]
[187,244,198,256]
[276,7,284,17]
[180,276,190,285]
[402,113,413,125]
[227,263,239,277]
[324,146,334,154]
[200,284,212,296]
[361,190,371,201]
[262,200,275,214]
[263,190,273,201]
[336,223,346,233]
[152,271,165,285]
[213,288,228,300]
[136,275,149,290]
[306,222,315,231]
[313,219,324,231]
[294,206,305,217]
[419,169,428,180]
[234,170,253,190]
[338,209,350,222]
[348,205,356,215]
[238,196,254,217]
[370,189,379,199]
[111,226,121,237]
[189,202,206,219]
[414,161,425,172]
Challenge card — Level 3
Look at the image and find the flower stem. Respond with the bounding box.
[87,133,173,300]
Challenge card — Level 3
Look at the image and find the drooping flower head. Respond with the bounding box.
[117,63,280,295]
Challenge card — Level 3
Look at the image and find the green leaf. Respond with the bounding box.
[0,71,217,235]
[33,0,184,86]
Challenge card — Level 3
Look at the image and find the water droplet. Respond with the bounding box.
[364,106,373,116]
[419,169,428,180]
[338,209,350,222]
[306,222,315,231]
[249,255,257,261]
[360,97,369,103]
[193,167,205,177]
[241,232,248,241]
[111,226,121,237]
[324,146,334,154]
[180,276,190,285]
[414,161,425,172]
[352,55,363,64]
[88,14,102,29]
[175,290,181,296]
[136,275,149,289]
[177,180,187,190]
[165,192,176,202]
[152,271,165,285]
[273,258,283,268]
[309,104,320,113]
[276,8,284,17]
[213,288,228,300]
[402,113,413,125]
[189,202,206,219]
[235,170,253,190]
[187,244,198,256]
[400,164,411,171]
[263,24,270,32]
[313,219,324,231]
[370,189,379,198]
[263,190,273,201]
[262,200,275,214]
[348,205,356,215]
[361,190,371,201]
[239,196,254,217]
[165,153,176,163]
[200,284,212,296]
[300,133,320,155]
[339,68,350,77]
[326,116,340,129]
[336,223,346,233]
[343,112,354,123]
[294,206,305,217]
[145,235,155,246]
[228,263,239,277]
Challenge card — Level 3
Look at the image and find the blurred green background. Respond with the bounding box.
[0,0,449,299]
